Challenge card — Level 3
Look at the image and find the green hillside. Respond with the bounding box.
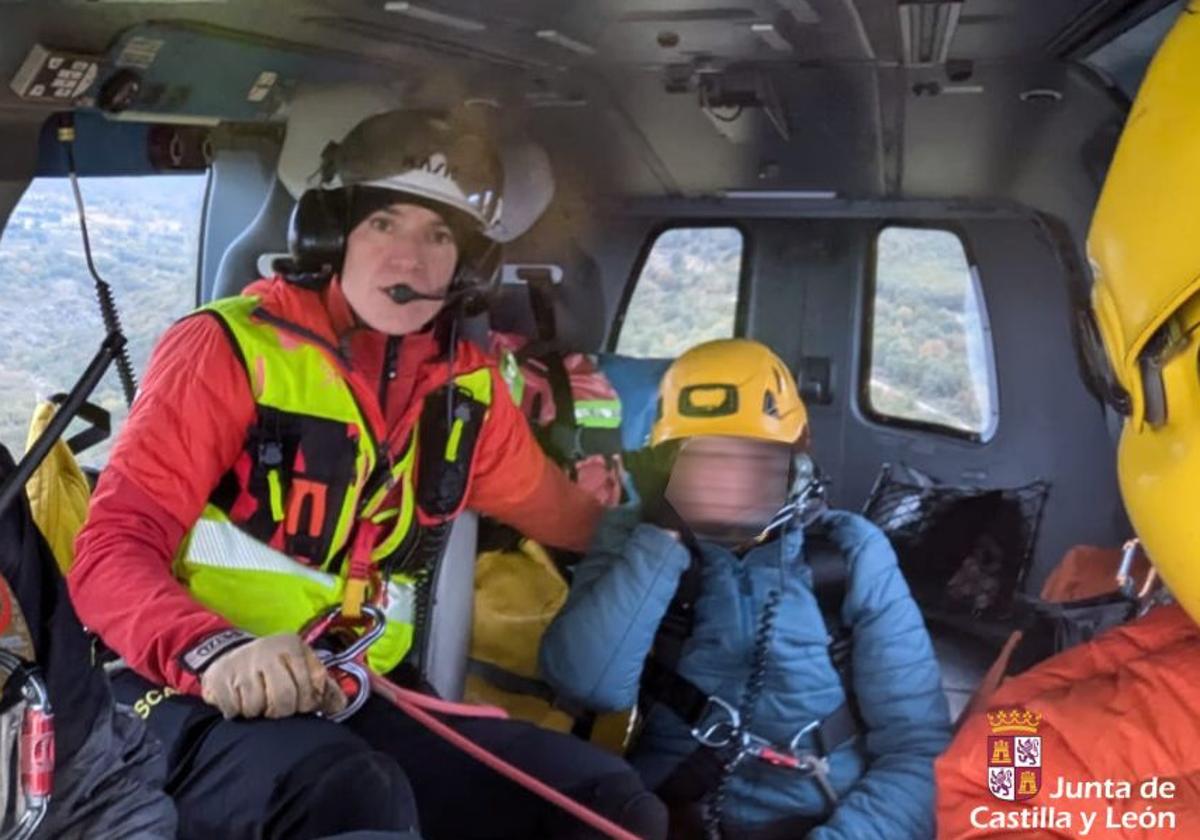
[616,225,990,436]
[0,175,206,466]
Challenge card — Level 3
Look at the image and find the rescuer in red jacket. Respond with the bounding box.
[68,108,666,840]
[936,10,1200,838]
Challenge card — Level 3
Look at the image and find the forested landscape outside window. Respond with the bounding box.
[615,226,743,358]
[866,226,997,440]
[0,174,207,466]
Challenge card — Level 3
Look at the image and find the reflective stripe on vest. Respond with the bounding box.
[178,509,417,672]
[498,349,525,407]
[174,295,492,673]
[573,399,622,429]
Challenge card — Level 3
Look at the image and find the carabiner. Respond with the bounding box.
[786,718,821,753]
[1116,539,1140,599]
[304,605,386,723]
[303,604,386,661]
[690,695,741,748]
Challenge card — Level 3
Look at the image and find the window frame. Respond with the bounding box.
[607,220,752,355]
[859,221,1000,444]
[0,170,212,465]
[194,165,215,307]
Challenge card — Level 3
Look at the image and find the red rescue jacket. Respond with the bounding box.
[69,277,601,695]
[936,604,1200,838]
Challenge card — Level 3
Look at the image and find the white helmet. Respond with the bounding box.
[276,83,401,201]
[320,109,503,237]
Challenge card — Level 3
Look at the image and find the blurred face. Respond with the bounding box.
[340,202,459,335]
[665,436,792,543]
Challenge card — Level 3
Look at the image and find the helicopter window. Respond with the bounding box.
[864,225,998,442]
[0,173,208,465]
[614,225,744,358]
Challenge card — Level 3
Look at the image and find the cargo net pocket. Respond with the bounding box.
[862,463,1050,620]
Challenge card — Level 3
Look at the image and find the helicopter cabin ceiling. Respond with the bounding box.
[0,0,1176,208]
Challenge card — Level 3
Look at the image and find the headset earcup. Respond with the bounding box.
[790,451,816,498]
[455,240,503,316]
[288,189,348,275]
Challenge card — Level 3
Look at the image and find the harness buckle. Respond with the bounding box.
[794,753,838,806]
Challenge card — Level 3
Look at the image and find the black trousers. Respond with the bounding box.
[113,671,667,840]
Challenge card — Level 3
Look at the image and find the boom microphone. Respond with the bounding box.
[386,284,447,304]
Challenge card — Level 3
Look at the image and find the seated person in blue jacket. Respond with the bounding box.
[540,338,951,840]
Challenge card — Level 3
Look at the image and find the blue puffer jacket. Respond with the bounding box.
[540,505,950,838]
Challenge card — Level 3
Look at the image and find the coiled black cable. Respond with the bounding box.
[57,116,138,407]
[703,586,782,839]
[405,521,452,678]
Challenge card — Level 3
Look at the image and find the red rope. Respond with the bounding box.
[367,674,641,840]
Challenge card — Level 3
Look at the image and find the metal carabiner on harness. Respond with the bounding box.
[690,695,742,749]
[304,604,386,723]
[1115,539,1172,617]
[1115,539,1141,600]
[0,650,53,840]
[787,719,839,807]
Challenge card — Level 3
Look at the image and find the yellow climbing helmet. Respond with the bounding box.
[1087,3,1200,623]
[650,339,807,447]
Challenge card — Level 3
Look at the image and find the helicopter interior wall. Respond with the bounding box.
[586,209,1125,597]
[1085,0,1187,97]
[563,63,884,198]
[900,61,1126,246]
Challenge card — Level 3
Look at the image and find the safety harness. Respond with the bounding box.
[640,503,863,837]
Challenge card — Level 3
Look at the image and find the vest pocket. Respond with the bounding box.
[218,407,362,567]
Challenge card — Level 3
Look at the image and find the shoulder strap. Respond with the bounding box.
[528,350,624,464]
[538,352,581,462]
[803,527,852,678]
[524,269,558,345]
[636,500,704,726]
[802,523,864,755]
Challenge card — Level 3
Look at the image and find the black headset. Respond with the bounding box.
[284,184,503,316]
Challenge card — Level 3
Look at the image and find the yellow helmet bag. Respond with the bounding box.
[24,401,92,576]
[464,538,631,752]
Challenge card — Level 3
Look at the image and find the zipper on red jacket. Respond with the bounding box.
[379,335,401,418]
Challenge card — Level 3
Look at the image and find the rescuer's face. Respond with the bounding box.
[341,202,458,335]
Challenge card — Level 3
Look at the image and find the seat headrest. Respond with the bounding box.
[488,215,605,352]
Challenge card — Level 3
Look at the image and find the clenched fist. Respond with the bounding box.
[200,633,346,720]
